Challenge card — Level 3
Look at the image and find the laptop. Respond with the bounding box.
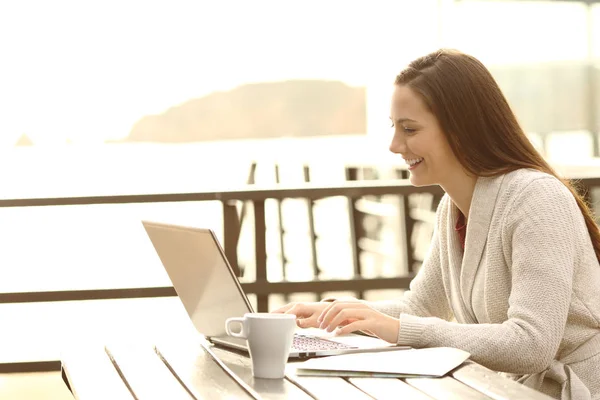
[142,220,402,358]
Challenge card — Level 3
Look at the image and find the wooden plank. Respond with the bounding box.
[155,341,255,400]
[303,165,322,289]
[452,362,554,400]
[0,179,445,207]
[209,346,313,400]
[61,347,133,400]
[405,376,492,400]
[0,173,594,207]
[254,199,268,312]
[274,164,289,283]
[0,287,177,303]
[0,360,60,373]
[400,194,416,273]
[349,377,434,400]
[286,374,374,400]
[0,276,415,304]
[347,195,365,298]
[222,201,241,277]
[241,276,414,294]
[106,343,194,400]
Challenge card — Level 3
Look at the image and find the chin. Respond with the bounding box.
[408,175,434,187]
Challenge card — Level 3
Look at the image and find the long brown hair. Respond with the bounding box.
[395,48,600,262]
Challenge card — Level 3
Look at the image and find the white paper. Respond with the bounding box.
[294,347,470,377]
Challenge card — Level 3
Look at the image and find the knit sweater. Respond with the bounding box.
[369,169,600,399]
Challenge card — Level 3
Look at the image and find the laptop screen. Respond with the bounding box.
[142,221,253,338]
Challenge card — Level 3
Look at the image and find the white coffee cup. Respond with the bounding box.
[225,313,296,379]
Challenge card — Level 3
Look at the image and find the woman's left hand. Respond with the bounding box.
[317,301,400,344]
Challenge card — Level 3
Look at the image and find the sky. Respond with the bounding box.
[0,0,597,145]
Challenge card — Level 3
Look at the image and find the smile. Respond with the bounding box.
[406,157,424,169]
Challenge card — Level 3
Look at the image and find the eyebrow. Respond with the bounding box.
[390,117,418,124]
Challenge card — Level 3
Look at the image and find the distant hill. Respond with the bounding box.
[15,133,34,146]
[123,80,366,143]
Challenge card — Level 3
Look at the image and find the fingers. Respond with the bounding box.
[293,308,321,329]
[325,308,370,333]
[318,302,366,331]
[296,317,316,328]
[317,302,337,325]
[285,303,316,319]
[318,307,399,343]
[317,302,340,329]
[272,303,309,317]
[334,320,370,336]
[272,302,370,331]
[316,297,360,324]
[272,302,325,329]
[271,303,295,314]
[340,314,400,343]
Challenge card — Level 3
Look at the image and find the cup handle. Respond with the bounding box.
[225,317,247,338]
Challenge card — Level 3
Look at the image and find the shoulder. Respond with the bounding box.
[498,169,580,228]
[500,168,574,207]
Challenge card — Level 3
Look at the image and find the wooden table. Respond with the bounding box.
[61,336,553,400]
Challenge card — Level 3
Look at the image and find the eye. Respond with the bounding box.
[403,126,416,134]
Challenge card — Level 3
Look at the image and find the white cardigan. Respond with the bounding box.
[370,169,600,399]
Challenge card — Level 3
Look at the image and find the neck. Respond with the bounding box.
[440,171,478,220]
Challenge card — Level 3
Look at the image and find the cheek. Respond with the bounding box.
[440,142,460,164]
[406,136,423,153]
[407,138,434,162]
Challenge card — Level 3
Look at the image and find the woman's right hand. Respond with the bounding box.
[271,302,331,328]
[272,297,363,329]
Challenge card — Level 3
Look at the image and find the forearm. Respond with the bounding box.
[397,314,560,374]
[368,297,429,319]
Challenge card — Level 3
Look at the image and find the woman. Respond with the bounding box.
[274,49,600,399]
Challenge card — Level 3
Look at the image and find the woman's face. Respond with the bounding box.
[389,84,462,187]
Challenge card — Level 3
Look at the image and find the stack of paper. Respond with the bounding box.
[289,347,470,378]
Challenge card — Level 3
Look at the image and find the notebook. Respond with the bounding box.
[290,347,471,377]
[142,221,405,359]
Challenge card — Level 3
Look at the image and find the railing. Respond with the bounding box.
[0,180,444,311]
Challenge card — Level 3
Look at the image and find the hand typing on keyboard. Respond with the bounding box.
[272,301,331,328]
[272,297,364,330]
[317,301,399,344]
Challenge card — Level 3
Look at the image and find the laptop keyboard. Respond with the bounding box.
[292,334,355,351]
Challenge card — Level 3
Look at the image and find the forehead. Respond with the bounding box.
[390,85,429,120]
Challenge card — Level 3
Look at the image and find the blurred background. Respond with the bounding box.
[0,0,598,397]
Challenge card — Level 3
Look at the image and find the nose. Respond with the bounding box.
[389,132,407,154]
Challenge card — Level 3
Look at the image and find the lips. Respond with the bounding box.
[405,157,424,167]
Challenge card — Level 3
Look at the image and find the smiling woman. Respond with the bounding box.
[274,49,600,400]
[388,85,464,190]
